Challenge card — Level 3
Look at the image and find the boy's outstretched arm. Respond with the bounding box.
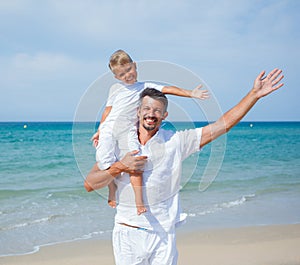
[200,68,284,148]
[162,85,209,100]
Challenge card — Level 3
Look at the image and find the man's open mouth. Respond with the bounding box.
[144,116,157,124]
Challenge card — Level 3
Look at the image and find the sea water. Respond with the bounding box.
[0,121,299,256]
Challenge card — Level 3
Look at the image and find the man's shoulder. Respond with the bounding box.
[157,128,176,142]
[158,127,202,141]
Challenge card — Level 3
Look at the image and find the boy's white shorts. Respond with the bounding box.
[112,223,178,265]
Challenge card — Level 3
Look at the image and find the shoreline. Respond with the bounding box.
[1,223,300,265]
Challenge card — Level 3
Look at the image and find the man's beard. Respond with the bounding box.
[142,116,158,131]
[142,123,156,131]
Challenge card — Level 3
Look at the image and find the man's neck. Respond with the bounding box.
[138,126,158,145]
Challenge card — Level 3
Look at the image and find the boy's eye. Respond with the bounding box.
[116,66,132,78]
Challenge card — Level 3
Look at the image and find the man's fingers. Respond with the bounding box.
[267,69,284,90]
[269,68,280,78]
[129,150,148,159]
[129,150,140,156]
[273,82,284,91]
[258,70,266,80]
[136,155,148,160]
[271,69,283,81]
[272,74,284,86]
[120,151,148,172]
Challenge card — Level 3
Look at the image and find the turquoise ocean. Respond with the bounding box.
[0,121,299,256]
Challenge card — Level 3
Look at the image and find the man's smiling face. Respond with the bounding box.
[138,95,168,132]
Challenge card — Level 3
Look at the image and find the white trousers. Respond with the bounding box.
[112,223,178,265]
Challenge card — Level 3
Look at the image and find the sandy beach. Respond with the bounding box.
[1,224,299,265]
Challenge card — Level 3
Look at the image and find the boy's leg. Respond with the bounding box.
[96,129,118,208]
[108,181,117,208]
[130,174,147,215]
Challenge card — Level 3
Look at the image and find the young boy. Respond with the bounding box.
[92,50,209,215]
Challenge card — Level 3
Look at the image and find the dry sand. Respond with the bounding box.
[1,224,300,265]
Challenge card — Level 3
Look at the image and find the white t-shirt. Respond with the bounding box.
[114,127,202,232]
[96,82,164,169]
[101,81,164,131]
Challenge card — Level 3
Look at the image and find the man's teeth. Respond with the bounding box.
[145,117,156,122]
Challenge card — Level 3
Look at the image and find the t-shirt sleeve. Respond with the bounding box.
[144,82,164,92]
[106,83,122,107]
[176,128,202,161]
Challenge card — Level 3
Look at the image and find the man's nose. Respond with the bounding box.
[148,109,156,116]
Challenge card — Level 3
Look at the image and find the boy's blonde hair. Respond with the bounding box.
[108,50,133,71]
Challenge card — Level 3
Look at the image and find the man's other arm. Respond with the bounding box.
[200,68,284,148]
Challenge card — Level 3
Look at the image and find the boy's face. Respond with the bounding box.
[112,62,137,85]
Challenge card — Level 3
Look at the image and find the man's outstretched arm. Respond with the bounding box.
[84,150,148,192]
[200,68,284,148]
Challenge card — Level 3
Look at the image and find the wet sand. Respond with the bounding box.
[1,224,300,265]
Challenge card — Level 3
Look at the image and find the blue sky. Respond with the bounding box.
[0,0,299,121]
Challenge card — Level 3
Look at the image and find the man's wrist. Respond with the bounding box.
[108,161,127,177]
[248,88,260,101]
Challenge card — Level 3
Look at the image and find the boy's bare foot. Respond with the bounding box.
[108,199,117,208]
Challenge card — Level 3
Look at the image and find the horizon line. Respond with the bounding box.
[0,120,299,123]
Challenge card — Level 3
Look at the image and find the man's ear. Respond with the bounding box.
[137,107,141,117]
[163,111,168,120]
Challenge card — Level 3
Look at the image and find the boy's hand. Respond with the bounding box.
[191,85,209,100]
[91,131,100,147]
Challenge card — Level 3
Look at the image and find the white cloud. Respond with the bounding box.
[1,52,91,87]
[0,52,103,121]
[0,0,299,121]
[0,0,30,13]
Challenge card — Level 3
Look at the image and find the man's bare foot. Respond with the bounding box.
[108,199,116,208]
[137,205,147,215]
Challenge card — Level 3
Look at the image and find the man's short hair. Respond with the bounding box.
[139,88,168,112]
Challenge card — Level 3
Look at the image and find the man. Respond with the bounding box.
[84,68,284,265]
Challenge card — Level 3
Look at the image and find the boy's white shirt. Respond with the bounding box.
[101,82,164,130]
